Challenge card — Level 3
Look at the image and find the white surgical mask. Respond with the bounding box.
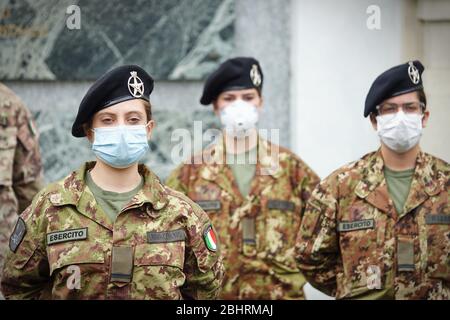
[219,100,259,138]
[376,111,423,153]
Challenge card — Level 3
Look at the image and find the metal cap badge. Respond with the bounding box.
[128,71,145,98]
[408,61,420,85]
[250,64,262,87]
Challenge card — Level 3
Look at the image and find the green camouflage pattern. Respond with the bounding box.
[296,149,449,300]
[1,162,224,300]
[0,83,43,296]
[166,137,320,299]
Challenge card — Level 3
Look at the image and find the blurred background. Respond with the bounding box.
[1,0,449,299]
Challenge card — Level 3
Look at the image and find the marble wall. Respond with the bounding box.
[0,0,235,80]
[2,0,291,183]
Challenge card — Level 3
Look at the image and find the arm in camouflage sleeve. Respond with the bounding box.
[295,178,340,297]
[1,192,50,299]
[181,203,224,300]
[292,157,320,216]
[12,103,44,213]
[165,164,190,194]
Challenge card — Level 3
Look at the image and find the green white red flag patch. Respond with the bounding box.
[203,225,217,252]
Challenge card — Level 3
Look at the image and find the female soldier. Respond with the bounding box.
[166,57,320,299]
[1,65,224,300]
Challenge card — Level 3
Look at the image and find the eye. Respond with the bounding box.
[101,118,113,124]
[128,117,141,124]
[381,104,397,114]
[243,95,255,101]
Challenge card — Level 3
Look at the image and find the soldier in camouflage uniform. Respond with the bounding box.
[167,57,320,299]
[0,83,43,298]
[296,61,449,299]
[1,65,224,300]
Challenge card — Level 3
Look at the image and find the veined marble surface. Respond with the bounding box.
[0,0,235,80]
[3,0,291,184]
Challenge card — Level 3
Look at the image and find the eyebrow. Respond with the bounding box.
[125,111,144,116]
[97,111,144,117]
[97,112,116,117]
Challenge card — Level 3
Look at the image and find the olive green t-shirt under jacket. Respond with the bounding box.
[384,166,415,215]
[86,172,144,223]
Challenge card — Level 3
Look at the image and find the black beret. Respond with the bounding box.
[72,65,154,137]
[364,60,425,117]
[200,57,263,105]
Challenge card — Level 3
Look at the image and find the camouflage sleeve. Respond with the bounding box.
[12,104,44,212]
[165,164,190,194]
[295,178,340,297]
[292,158,320,213]
[1,192,49,299]
[181,202,224,300]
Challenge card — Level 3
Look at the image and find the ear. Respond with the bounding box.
[146,120,155,140]
[85,126,94,143]
[422,110,430,128]
[369,113,378,131]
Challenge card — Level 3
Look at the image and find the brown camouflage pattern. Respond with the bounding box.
[0,83,43,297]
[296,149,449,300]
[166,137,320,299]
[1,162,224,300]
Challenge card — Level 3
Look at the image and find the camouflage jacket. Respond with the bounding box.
[0,82,43,211]
[296,150,449,299]
[166,137,320,299]
[1,162,224,300]
[0,83,43,294]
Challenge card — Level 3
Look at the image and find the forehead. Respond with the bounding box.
[95,99,146,116]
[219,88,259,97]
[382,91,419,104]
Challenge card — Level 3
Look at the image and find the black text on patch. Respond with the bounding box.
[267,200,295,211]
[148,229,187,243]
[47,228,88,245]
[338,219,375,232]
[196,200,221,212]
[425,214,450,225]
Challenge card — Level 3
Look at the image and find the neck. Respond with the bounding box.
[381,144,420,171]
[224,129,258,155]
[90,160,142,193]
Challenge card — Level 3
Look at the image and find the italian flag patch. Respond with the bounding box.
[203,225,217,252]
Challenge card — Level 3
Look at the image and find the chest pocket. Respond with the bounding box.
[262,197,301,269]
[0,126,17,185]
[336,203,388,297]
[47,240,105,274]
[424,208,450,281]
[133,240,186,299]
[47,239,106,298]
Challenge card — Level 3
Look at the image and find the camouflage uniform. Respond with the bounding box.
[296,150,449,299]
[0,83,43,296]
[1,162,224,300]
[167,137,320,299]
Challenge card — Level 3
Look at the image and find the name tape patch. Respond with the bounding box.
[425,214,450,225]
[338,219,375,232]
[47,228,88,246]
[196,200,221,212]
[267,200,295,211]
[147,229,187,243]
